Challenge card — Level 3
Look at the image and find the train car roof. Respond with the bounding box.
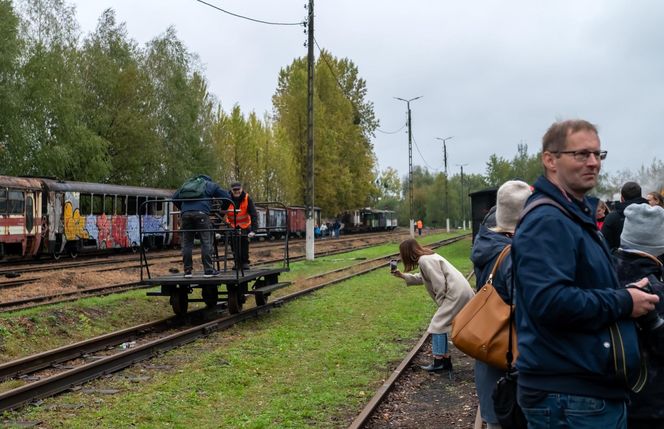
[39,177,174,197]
[0,175,45,190]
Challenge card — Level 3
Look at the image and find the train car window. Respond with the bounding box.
[92,194,104,215]
[8,190,25,214]
[104,195,114,214]
[25,196,34,230]
[116,196,126,215]
[80,194,92,215]
[137,197,147,215]
[127,196,137,215]
[152,199,164,215]
[0,189,6,214]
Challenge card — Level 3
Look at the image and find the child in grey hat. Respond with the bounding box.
[612,203,664,429]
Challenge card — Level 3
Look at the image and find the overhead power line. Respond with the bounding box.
[313,37,409,134]
[194,0,305,26]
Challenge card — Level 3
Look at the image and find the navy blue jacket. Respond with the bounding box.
[172,175,230,214]
[512,175,639,400]
[470,224,513,302]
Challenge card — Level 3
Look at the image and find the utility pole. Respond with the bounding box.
[457,163,468,230]
[436,136,453,232]
[305,0,315,261]
[394,96,422,238]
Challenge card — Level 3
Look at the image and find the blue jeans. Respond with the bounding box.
[431,333,449,356]
[518,391,626,429]
[181,211,214,272]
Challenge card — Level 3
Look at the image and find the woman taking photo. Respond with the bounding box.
[391,238,474,372]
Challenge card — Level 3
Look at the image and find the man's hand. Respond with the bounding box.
[627,277,660,317]
[248,231,256,239]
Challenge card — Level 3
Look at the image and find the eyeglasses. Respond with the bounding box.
[554,150,607,162]
[232,188,241,192]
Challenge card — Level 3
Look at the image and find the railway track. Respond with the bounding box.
[0,231,419,312]
[0,230,405,276]
[0,235,468,413]
[349,269,476,429]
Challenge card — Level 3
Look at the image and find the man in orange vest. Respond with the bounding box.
[223,181,257,270]
[416,219,423,236]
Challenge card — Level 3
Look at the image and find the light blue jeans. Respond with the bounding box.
[518,392,626,429]
[431,333,449,356]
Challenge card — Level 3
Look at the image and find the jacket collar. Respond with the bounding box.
[531,175,597,229]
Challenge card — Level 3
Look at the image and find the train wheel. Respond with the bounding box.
[170,290,188,315]
[202,286,218,308]
[52,250,62,260]
[227,288,243,314]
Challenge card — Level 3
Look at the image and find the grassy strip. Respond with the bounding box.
[9,238,472,428]
[0,231,466,363]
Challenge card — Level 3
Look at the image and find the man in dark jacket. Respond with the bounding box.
[222,181,257,270]
[602,181,648,250]
[173,175,229,277]
[512,120,659,428]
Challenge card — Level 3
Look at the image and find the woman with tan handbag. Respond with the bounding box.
[392,238,474,372]
[469,180,531,429]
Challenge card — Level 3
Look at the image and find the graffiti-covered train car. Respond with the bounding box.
[39,178,174,258]
[0,175,175,260]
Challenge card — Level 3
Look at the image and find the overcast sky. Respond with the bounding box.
[70,0,663,180]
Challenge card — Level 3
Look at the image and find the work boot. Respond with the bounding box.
[420,358,445,372]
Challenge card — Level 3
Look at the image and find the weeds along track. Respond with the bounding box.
[0,230,419,312]
[0,235,468,413]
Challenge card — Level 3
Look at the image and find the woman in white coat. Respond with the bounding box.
[392,238,474,371]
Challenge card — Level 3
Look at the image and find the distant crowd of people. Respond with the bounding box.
[389,119,664,429]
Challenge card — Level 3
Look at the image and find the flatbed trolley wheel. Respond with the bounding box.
[202,286,218,308]
[227,287,243,314]
[255,292,268,307]
[170,289,189,315]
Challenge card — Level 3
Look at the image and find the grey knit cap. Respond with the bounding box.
[620,203,664,256]
[495,180,532,233]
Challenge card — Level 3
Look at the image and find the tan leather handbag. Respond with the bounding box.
[451,245,518,370]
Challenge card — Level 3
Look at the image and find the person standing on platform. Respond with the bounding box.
[173,175,229,277]
[222,181,257,270]
[470,179,531,429]
[512,119,659,428]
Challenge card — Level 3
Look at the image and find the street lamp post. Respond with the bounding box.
[394,96,422,238]
[436,136,453,232]
[457,163,468,230]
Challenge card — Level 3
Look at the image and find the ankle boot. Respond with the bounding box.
[420,358,445,372]
[441,356,453,371]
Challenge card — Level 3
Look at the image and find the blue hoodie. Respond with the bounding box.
[173,175,230,214]
[513,175,639,400]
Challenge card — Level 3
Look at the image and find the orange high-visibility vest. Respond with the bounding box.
[226,194,251,229]
[417,220,423,229]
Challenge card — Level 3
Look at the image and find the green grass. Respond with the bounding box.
[6,237,473,428]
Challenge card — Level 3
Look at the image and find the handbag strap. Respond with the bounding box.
[487,245,512,285]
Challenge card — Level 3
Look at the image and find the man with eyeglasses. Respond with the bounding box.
[511,119,659,428]
[601,181,649,251]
